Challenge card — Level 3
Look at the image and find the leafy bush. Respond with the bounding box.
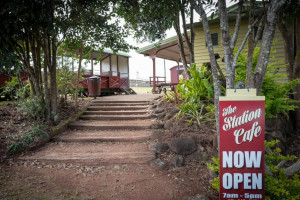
[207,140,300,200]
[175,64,215,125]
[8,124,49,154]
[177,63,214,104]
[17,94,46,120]
[0,77,18,99]
[265,140,300,200]
[235,47,299,119]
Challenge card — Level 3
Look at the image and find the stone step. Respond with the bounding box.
[53,130,150,142]
[69,120,154,130]
[79,114,154,121]
[21,143,155,165]
[92,100,149,104]
[87,106,148,111]
[90,102,149,107]
[84,110,149,115]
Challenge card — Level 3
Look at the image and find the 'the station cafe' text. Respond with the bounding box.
[221,105,263,192]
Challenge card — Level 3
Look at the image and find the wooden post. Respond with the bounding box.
[117,55,119,76]
[100,60,102,75]
[109,55,112,75]
[150,54,156,93]
[91,58,94,75]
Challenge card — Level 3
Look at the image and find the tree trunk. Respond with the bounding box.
[48,30,58,121]
[193,0,221,148]
[246,0,255,87]
[252,0,286,94]
[74,33,85,109]
[174,14,191,79]
[218,0,235,89]
[293,18,300,134]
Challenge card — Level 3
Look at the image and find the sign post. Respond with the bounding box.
[219,89,265,200]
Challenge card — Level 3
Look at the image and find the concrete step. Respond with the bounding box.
[87,106,149,111]
[21,142,155,165]
[90,102,149,107]
[69,120,154,130]
[84,110,149,115]
[53,130,150,142]
[79,114,154,121]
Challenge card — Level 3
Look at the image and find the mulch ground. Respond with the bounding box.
[0,98,91,163]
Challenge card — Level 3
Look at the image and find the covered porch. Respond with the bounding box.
[136,35,190,92]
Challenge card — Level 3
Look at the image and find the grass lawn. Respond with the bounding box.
[131,87,153,94]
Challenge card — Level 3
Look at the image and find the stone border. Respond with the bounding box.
[28,102,91,151]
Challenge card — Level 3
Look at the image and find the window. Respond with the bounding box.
[206,32,219,46]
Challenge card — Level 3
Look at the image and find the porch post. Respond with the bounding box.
[91,58,94,75]
[150,54,156,93]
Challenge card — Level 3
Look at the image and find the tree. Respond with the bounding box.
[118,0,195,77]
[63,0,133,108]
[277,0,300,134]
[191,0,286,147]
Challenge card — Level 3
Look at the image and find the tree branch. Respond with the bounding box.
[284,158,300,177]
[233,15,261,69]
[231,0,243,49]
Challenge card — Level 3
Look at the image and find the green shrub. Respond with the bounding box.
[175,63,215,125]
[207,140,300,200]
[177,63,214,104]
[235,47,299,119]
[8,124,48,154]
[17,94,46,120]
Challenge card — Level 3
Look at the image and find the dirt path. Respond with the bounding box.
[0,94,217,200]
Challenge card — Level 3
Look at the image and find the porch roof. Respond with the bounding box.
[136,35,190,63]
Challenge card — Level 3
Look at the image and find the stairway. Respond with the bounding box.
[21,98,158,166]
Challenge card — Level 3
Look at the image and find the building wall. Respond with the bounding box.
[194,20,286,80]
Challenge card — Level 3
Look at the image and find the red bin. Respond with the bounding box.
[87,76,101,98]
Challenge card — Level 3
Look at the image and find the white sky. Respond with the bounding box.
[126,28,178,82]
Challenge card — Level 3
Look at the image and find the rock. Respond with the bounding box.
[267,131,285,143]
[154,108,165,114]
[182,194,211,200]
[150,130,165,140]
[157,112,167,120]
[187,151,204,162]
[169,137,197,155]
[157,101,164,108]
[170,155,184,167]
[150,159,168,171]
[151,123,164,129]
[151,104,157,109]
[149,142,169,154]
[113,165,121,171]
[208,168,218,178]
[164,120,173,129]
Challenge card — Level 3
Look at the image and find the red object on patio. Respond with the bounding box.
[170,65,187,84]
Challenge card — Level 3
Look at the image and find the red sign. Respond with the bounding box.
[219,100,265,200]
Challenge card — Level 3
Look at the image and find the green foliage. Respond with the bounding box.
[235,47,299,119]
[162,91,177,103]
[207,140,300,200]
[265,140,300,200]
[176,64,215,125]
[57,64,77,101]
[0,77,18,99]
[177,64,214,104]
[8,124,48,154]
[262,75,300,119]
[17,95,46,120]
[206,156,220,191]
[177,102,204,126]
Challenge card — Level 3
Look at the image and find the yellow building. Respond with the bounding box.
[193,18,286,77]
